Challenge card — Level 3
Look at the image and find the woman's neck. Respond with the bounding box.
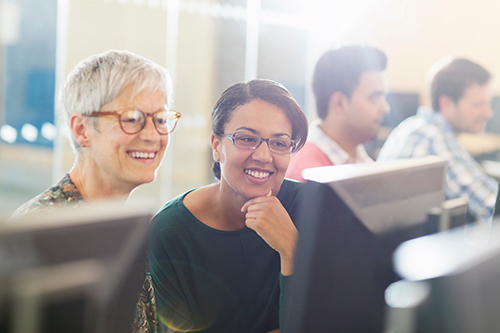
[186,184,248,231]
[69,159,131,203]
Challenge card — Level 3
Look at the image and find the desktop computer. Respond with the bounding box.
[386,217,500,333]
[283,156,448,332]
[0,199,154,333]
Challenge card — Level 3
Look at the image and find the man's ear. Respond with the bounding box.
[328,91,349,115]
[211,133,221,162]
[438,95,456,118]
[70,113,90,148]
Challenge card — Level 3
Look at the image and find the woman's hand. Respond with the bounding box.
[241,190,298,276]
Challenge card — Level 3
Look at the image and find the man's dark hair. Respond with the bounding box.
[430,58,491,111]
[312,45,387,119]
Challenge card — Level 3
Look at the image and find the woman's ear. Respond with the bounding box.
[211,133,221,162]
[70,113,89,148]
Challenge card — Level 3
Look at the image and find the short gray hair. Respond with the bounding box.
[58,49,173,151]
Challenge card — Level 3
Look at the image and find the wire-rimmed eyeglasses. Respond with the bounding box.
[85,108,181,135]
[219,132,296,154]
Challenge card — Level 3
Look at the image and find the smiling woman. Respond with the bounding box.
[8,49,180,333]
[148,79,308,333]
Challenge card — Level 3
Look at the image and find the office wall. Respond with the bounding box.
[2,0,500,216]
[59,0,217,208]
[331,0,500,97]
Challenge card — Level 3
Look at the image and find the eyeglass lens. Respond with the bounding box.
[121,109,178,134]
[232,132,293,153]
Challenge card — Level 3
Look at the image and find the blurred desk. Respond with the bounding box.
[459,132,500,180]
[482,160,500,180]
[458,132,500,157]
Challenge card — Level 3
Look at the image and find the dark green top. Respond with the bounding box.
[148,179,305,333]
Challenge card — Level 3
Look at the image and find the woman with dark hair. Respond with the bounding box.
[148,79,308,333]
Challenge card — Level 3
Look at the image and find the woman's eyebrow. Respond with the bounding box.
[235,127,291,138]
[235,126,257,133]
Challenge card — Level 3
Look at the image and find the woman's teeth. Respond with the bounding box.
[129,152,155,159]
[245,169,270,178]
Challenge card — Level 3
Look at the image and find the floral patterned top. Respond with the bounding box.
[9,173,158,333]
[9,173,86,220]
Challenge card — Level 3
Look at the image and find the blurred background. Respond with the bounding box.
[1,0,500,220]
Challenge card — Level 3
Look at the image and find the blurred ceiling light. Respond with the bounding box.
[41,122,57,141]
[132,0,146,6]
[300,0,374,42]
[21,123,38,142]
[178,0,246,21]
[147,0,160,9]
[0,124,17,144]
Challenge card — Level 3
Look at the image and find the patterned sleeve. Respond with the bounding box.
[378,128,432,161]
[438,134,498,222]
[379,125,498,223]
[133,261,158,333]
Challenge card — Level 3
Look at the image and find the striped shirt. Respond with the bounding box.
[286,120,373,182]
[378,106,498,223]
[308,120,374,165]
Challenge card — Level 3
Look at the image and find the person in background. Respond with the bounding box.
[148,79,308,333]
[10,49,180,333]
[378,57,498,223]
[286,45,390,182]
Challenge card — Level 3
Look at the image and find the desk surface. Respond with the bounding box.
[379,128,500,156]
[457,132,500,156]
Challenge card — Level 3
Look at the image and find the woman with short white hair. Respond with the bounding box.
[10,49,180,333]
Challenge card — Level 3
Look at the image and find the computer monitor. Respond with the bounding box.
[425,197,469,234]
[486,96,500,135]
[381,92,420,128]
[385,218,500,333]
[283,156,448,332]
[494,183,500,217]
[0,199,154,333]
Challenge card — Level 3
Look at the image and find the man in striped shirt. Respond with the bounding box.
[378,57,498,223]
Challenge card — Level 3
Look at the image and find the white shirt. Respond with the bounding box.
[308,120,374,165]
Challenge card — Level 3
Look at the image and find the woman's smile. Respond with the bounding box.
[244,168,273,180]
[127,150,158,161]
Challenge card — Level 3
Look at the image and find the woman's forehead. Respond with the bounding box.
[224,99,292,135]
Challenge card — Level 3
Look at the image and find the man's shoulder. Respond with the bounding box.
[294,141,328,158]
[391,108,451,139]
[378,114,454,161]
[286,142,332,181]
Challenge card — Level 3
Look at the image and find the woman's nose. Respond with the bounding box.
[252,140,273,162]
[139,116,161,140]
